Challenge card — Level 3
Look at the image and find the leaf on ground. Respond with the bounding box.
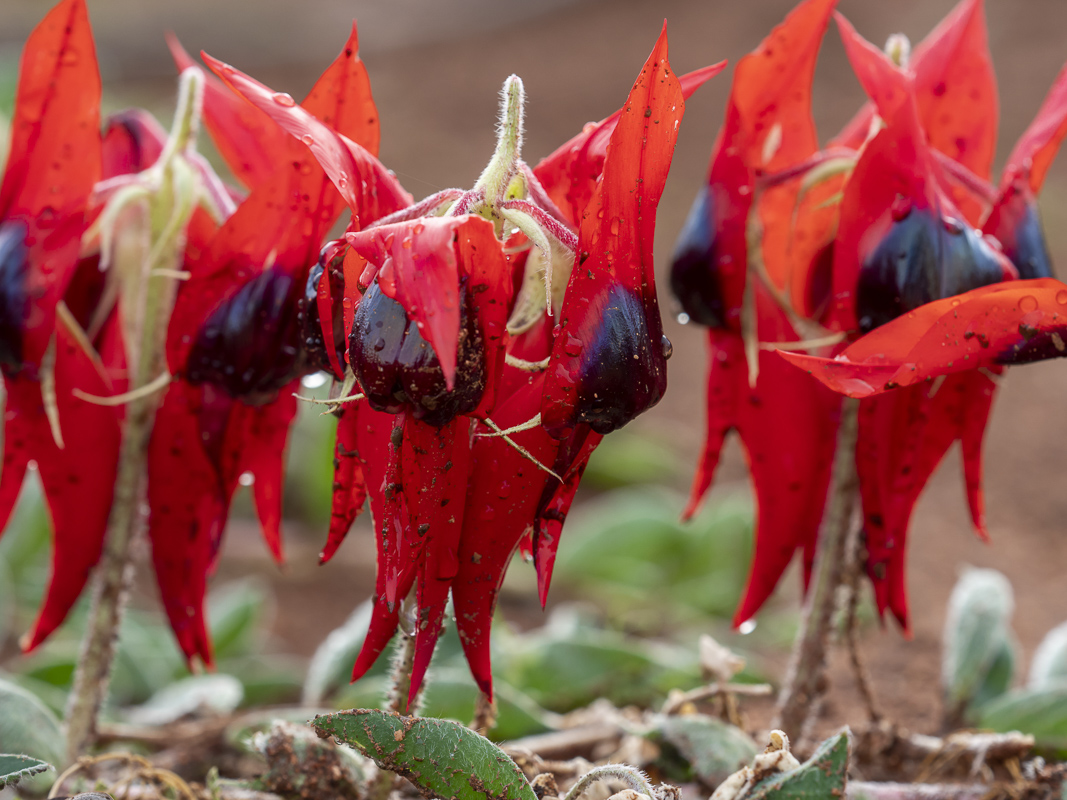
[656,713,759,784]
[977,682,1067,750]
[126,673,244,726]
[0,677,65,766]
[746,731,850,800]
[313,709,537,800]
[0,754,52,789]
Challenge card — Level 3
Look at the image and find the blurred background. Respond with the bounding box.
[2,0,1067,738]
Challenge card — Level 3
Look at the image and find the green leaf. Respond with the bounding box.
[1030,621,1067,688]
[208,579,272,660]
[0,754,52,789]
[303,600,374,705]
[654,714,758,784]
[977,682,1067,750]
[313,710,537,800]
[333,669,558,741]
[971,637,1015,709]
[582,431,679,489]
[746,731,850,800]
[0,678,65,767]
[126,674,244,726]
[942,568,1015,715]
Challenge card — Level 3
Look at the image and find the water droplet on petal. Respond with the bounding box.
[890,196,913,221]
[676,312,690,325]
[1056,290,1067,305]
[563,337,582,357]
[661,335,673,359]
[238,472,255,487]
[272,92,296,107]
[1019,295,1038,312]
[738,619,757,635]
[943,216,964,235]
[300,133,314,146]
[609,217,620,236]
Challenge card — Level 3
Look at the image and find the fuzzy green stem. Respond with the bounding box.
[773,396,861,738]
[474,75,524,207]
[64,72,203,763]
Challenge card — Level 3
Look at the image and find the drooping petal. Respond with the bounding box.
[0,320,123,650]
[856,369,996,628]
[542,25,683,436]
[685,297,840,625]
[320,403,370,565]
[780,277,1067,396]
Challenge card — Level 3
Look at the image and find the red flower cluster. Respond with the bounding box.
[200,31,725,701]
[0,0,728,700]
[674,0,1067,629]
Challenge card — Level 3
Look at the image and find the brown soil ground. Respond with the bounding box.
[8,0,1067,744]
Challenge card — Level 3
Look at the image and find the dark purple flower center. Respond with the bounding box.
[0,221,29,376]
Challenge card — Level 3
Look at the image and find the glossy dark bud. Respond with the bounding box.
[985,188,1054,280]
[570,284,665,435]
[0,221,29,376]
[669,185,725,327]
[856,206,939,332]
[299,240,347,378]
[349,280,485,427]
[939,220,1006,298]
[185,266,307,402]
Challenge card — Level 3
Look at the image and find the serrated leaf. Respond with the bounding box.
[126,673,244,726]
[977,682,1067,750]
[942,568,1015,714]
[0,678,65,767]
[313,710,537,800]
[1030,621,1067,688]
[746,731,849,800]
[655,714,758,784]
[0,754,52,789]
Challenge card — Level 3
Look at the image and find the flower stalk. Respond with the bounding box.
[773,396,861,738]
[64,69,206,762]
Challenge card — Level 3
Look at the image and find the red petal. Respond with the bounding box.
[101,110,167,179]
[201,51,412,220]
[453,380,562,698]
[542,26,682,433]
[532,426,601,607]
[835,0,998,208]
[167,33,284,189]
[147,381,223,666]
[1,0,101,365]
[1,321,123,650]
[533,60,726,225]
[1001,61,1067,194]
[320,402,369,565]
[782,278,1067,396]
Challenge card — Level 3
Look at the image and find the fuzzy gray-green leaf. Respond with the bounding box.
[746,731,850,800]
[0,754,52,789]
[656,714,758,784]
[0,678,65,766]
[313,710,537,800]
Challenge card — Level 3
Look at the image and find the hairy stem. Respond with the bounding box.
[774,396,861,737]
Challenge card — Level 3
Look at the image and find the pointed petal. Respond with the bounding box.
[201,52,412,220]
[1002,62,1067,194]
[783,278,1067,395]
[166,33,284,189]
[7,321,123,650]
[533,59,726,225]
[543,26,682,435]
[320,402,369,565]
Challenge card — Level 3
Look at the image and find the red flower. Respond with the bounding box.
[208,26,723,700]
[676,0,1067,629]
[0,0,122,650]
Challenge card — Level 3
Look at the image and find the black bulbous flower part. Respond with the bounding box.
[669,185,726,328]
[558,283,667,437]
[856,204,1008,333]
[185,266,308,402]
[349,279,485,427]
[0,221,30,377]
[299,240,348,379]
[984,188,1055,281]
